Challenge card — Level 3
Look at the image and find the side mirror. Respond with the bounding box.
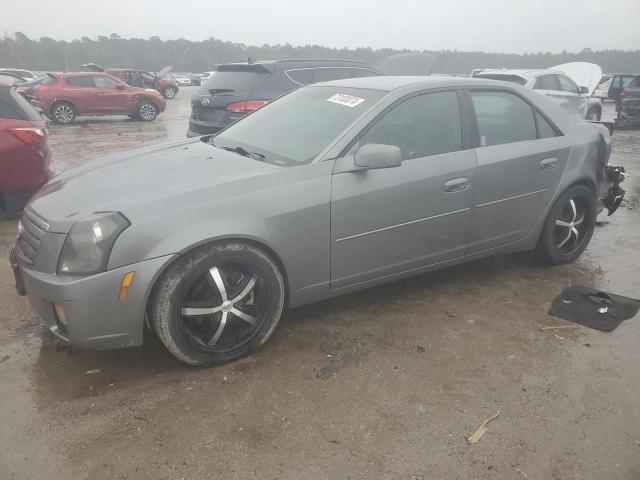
[579,86,589,94]
[116,84,126,91]
[354,144,402,169]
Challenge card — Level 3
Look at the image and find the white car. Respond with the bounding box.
[473,62,603,120]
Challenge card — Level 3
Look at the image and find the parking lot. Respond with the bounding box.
[1,90,639,479]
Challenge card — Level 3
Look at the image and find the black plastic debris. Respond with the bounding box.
[548,286,640,331]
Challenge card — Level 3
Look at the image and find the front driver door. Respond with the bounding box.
[330,90,476,290]
[93,76,134,113]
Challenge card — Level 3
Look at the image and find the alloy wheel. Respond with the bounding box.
[139,103,156,120]
[554,197,588,255]
[165,88,176,98]
[54,104,74,123]
[179,263,265,351]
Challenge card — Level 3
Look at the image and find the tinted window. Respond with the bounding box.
[201,70,269,94]
[359,91,462,160]
[214,87,385,165]
[620,75,637,88]
[65,76,95,87]
[535,110,559,139]
[94,76,118,88]
[350,68,382,78]
[471,90,537,146]
[556,75,579,93]
[140,72,157,88]
[285,68,314,85]
[629,77,640,88]
[312,68,353,83]
[0,88,42,120]
[533,75,557,90]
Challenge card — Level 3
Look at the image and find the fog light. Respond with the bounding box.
[119,271,136,302]
[53,303,67,326]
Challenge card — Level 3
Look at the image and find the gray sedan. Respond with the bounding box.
[11,76,625,366]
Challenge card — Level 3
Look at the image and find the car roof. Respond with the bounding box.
[310,75,511,91]
[475,68,562,80]
[61,71,114,77]
[219,59,379,71]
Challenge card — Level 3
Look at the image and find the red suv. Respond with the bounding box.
[0,75,52,219]
[31,72,167,124]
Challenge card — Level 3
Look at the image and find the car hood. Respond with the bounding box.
[552,62,602,95]
[29,139,278,233]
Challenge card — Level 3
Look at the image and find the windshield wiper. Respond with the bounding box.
[220,145,265,161]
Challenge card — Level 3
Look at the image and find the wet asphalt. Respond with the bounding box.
[1,90,639,479]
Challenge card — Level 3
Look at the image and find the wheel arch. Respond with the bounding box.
[50,99,76,115]
[142,235,291,329]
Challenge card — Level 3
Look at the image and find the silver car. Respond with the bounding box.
[11,76,625,366]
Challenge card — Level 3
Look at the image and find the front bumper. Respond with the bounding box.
[12,253,175,350]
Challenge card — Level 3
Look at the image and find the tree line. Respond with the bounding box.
[2,32,639,74]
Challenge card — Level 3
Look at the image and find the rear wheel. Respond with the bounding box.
[163,87,177,99]
[537,185,597,264]
[586,107,601,121]
[51,102,76,124]
[150,242,285,366]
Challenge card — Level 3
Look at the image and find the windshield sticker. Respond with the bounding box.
[326,93,365,108]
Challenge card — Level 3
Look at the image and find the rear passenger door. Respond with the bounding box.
[467,89,572,253]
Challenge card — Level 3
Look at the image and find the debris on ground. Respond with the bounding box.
[466,410,501,444]
[85,369,101,374]
[539,325,580,331]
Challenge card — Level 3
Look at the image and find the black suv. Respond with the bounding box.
[187,59,382,136]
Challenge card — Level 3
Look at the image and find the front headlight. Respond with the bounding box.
[57,212,129,275]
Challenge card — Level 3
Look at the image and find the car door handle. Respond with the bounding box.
[444,177,470,192]
[539,157,559,170]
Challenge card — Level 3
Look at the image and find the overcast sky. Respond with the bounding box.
[2,0,638,53]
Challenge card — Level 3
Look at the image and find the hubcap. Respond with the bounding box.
[554,198,586,254]
[140,104,156,120]
[180,265,261,349]
[55,105,73,122]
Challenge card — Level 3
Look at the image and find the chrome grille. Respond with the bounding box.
[15,207,49,265]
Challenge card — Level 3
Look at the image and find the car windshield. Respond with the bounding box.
[212,86,385,165]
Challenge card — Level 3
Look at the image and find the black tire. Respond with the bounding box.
[537,184,597,264]
[50,101,76,124]
[586,107,601,121]
[136,100,158,121]
[150,242,285,366]
[163,87,177,99]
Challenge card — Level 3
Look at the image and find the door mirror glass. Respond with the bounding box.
[116,84,126,90]
[354,144,402,169]
[579,86,589,94]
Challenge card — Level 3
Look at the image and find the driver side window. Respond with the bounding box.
[358,91,462,160]
[556,75,579,94]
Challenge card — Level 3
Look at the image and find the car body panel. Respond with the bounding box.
[15,76,619,349]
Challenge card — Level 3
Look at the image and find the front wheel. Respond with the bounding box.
[537,185,597,264]
[136,101,158,121]
[150,242,285,366]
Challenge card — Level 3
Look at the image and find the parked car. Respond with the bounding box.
[15,75,53,101]
[620,75,640,121]
[171,74,193,87]
[0,75,52,219]
[31,72,166,123]
[11,76,625,365]
[81,64,179,99]
[0,68,39,80]
[187,73,201,86]
[593,74,613,100]
[187,59,383,136]
[607,73,639,101]
[473,63,603,120]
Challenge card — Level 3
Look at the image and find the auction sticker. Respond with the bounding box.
[326,93,365,107]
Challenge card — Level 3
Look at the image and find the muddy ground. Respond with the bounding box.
[1,92,639,480]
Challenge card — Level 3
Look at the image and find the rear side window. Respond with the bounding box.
[359,91,462,160]
[628,77,640,88]
[556,75,579,93]
[312,68,353,83]
[533,75,557,90]
[471,90,537,146]
[285,68,314,85]
[535,110,560,139]
[66,76,95,87]
[201,70,269,93]
[0,88,42,120]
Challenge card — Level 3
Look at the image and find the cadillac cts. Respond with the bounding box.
[11,76,625,366]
